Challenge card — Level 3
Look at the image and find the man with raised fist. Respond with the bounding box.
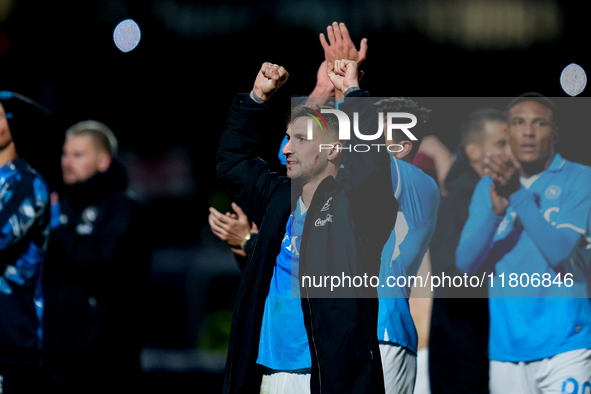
[217,59,396,393]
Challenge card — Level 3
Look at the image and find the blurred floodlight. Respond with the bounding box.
[560,64,587,97]
[113,19,141,53]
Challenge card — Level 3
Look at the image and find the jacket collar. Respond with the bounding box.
[546,153,566,172]
[291,175,339,213]
[308,176,338,212]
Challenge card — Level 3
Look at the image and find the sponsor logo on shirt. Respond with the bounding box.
[315,214,333,227]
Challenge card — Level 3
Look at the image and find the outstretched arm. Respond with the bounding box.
[484,152,591,268]
[416,136,453,195]
[305,61,334,107]
[456,177,503,274]
[509,182,591,268]
[306,22,367,106]
[216,62,290,226]
[326,60,396,248]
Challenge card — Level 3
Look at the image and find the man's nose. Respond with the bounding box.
[523,123,535,138]
[282,140,291,155]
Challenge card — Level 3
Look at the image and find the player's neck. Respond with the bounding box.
[0,142,18,168]
[301,178,322,208]
[301,167,338,207]
[519,151,555,179]
[470,161,485,178]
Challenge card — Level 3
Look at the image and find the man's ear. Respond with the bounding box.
[97,152,112,173]
[551,128,559,146]
[327,142,343,161]
[394,141,413,160]
[465,142,481,163]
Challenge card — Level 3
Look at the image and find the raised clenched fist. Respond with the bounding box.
[251,63,289,104]
[326,59,359,95]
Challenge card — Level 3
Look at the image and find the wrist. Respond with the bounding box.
[492,206,507,216]
[240,233,252,251]
[344,86,361,96]
[250,89,268,105]
[305,94,332,107]
[310,85,335,98]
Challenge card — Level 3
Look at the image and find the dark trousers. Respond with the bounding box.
[429,298,490,394]
[0,363,41,394]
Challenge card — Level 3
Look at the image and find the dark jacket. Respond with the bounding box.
[218,91,397,393]
[428,147,490,394]
[42,160,149,392]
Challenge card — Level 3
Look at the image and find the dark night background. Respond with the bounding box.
[1,0,589,392]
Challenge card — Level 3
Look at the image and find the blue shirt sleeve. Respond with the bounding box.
[0,176,49,294]
[387,158,440,274]
[456,176,504,274]
[393,158,440,229]
[509,170,591,268]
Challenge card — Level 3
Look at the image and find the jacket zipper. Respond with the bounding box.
[360,307,374,360]
[304,271,322,393]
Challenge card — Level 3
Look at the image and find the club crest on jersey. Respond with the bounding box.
[545,185,561,200]
[320,197,332,212]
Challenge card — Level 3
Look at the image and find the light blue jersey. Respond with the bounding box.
[457,154,591,362]
[257,198,311,371]
[377,156,440,354]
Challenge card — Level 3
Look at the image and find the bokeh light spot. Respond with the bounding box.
[560,63,586,97]
[113,19,141,53]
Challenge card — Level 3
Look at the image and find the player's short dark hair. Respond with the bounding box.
[374,97,431,160]
[460,108,506,147]
[506,92,556,112]
[506,92,557,127]
[289,105,340,141]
